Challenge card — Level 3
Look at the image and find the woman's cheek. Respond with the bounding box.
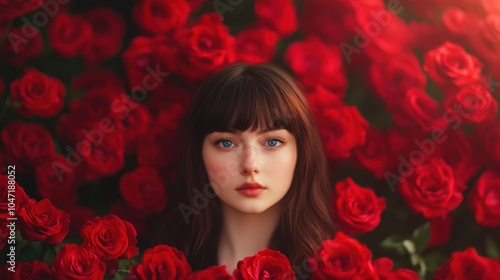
[203,148,237,191]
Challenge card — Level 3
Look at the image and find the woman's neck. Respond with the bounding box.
[217,201,283,274]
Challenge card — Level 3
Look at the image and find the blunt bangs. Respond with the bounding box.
[192,68,302,138]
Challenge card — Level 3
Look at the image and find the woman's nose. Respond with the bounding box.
[240,147,260,176]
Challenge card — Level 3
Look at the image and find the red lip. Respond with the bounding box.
[236,182,266,190]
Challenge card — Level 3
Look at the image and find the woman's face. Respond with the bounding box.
[202,126,297,214]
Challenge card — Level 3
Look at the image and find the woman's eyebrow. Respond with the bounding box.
[217,127,286,135]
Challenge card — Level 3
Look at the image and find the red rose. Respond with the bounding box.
[81,214,138,260]
[79,129,125,182]
[353,9,413,64]
[0,261,54,280]
[373,258,419,280]
[372,257,393,275]
[308,232,377,280]
[0,220,8,250]
[70,69,152,157]
[56,89,127,182]
[427,214,453,248]
[443,83,497,124]
[475,121,500,173]
[1,27,43,67]
[47,12,92,58]
[369,52,426,104]
[187,0,205,11]
[407,22,450,54]
[254,0,298,37]
[0,18,8,35]
[317,104,369,159]
[81,7,126,65]
[10,68,66,118]
[132,0,189,34]
[166,12,236,81]
[51,244,106,280]
[383,269,419,280]
[110,201,152,239]
[235,27,279,64]
[0,148,5,174]
[434,247,499,280]
[71,68,125,92]
[307,87,368,159]
[233,249,296,280]
[302,0,385,45]
[436,129,482,183]
[119,166,167,214]
[35,153,81,209]
[397,158,463,218]
[0,175,28,219]
[331,177,386,235]
[56,87,125,144]
[18,198,70,244]
[187,265,232,279]
[284,36,347,94]
[468,15,500,61]
[0,0,41,19]
[122,36,157,91]
[138,105,185,169]
[306,85,343,109]
[113,100,153,155]
[29,261,56,280]
[353,128,390,179]
[385,127,427,173]
[387,87,445,133]
[146,79,193,116]
[442,7,467,34]
[129,245,192,280]
[480,0,500,16]
[423,42,483,92]
[1,121,55,174]
[65,206,96,234]
[468,170,500,227]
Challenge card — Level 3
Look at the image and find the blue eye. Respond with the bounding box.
[215,138,284,149]
[220,140,233,148]
[267,139,278,147]
[266,139,283,148]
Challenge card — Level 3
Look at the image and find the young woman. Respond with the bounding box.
[153,63,336,277]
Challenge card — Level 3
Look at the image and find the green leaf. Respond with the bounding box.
[381,235,408,255]
[5,98,21,109]
[19,241,44,263]
[412,222,431,254]
[402,240,416,255]
[54,243,63,254]
[41,245,56,264]
[115,268,130,280]
[118,258,133,269]
[485,234,500,259]
[114,272,124,280]
[422,251,448,274]
[410,254,420,266]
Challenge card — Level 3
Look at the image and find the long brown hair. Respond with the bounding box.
[153,63,336,271]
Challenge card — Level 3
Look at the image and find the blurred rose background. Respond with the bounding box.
[0,0,499,279]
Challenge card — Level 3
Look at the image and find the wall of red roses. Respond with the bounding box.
[0,0,499,279]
